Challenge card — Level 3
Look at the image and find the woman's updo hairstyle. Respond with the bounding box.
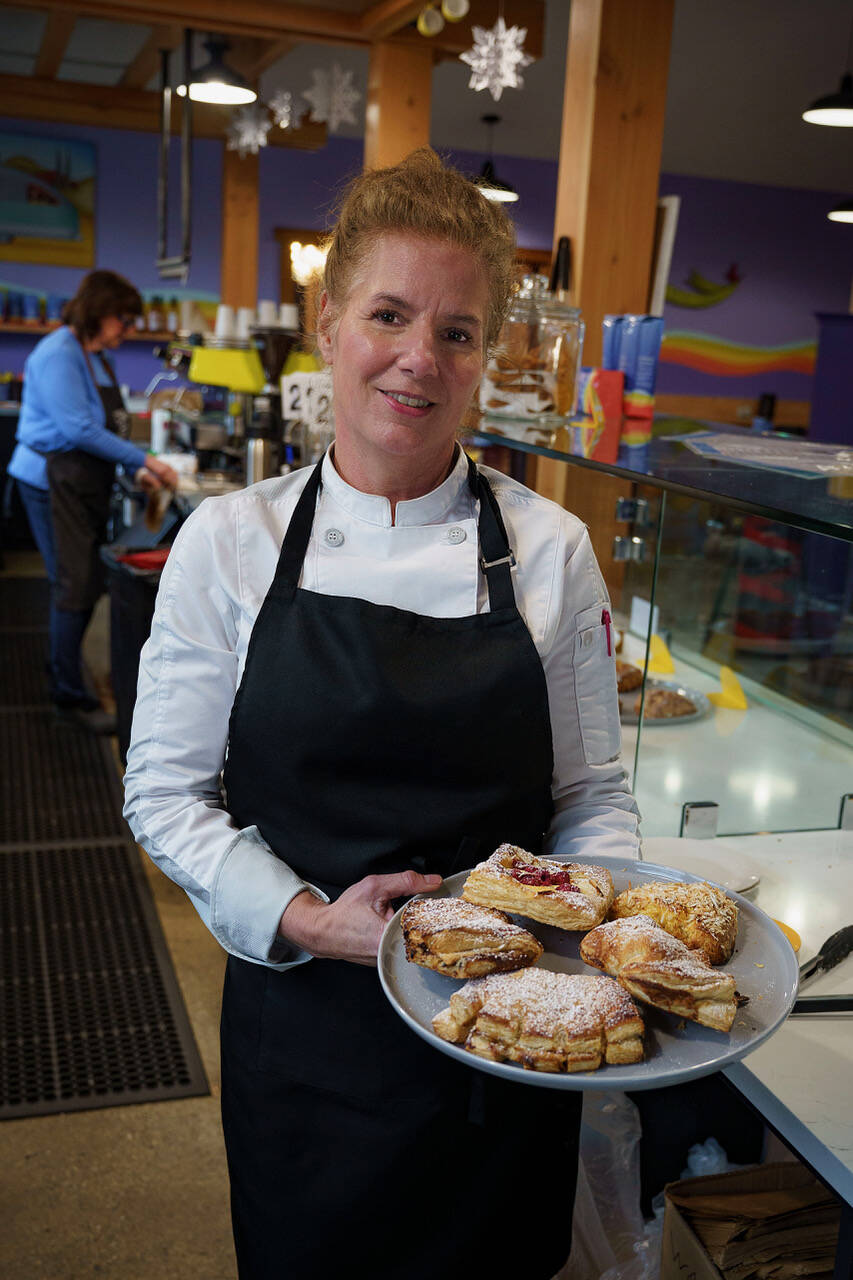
[322,147,516,352]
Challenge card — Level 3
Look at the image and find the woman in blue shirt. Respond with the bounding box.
[8,269,177,732]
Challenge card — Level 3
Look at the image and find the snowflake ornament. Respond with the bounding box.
[226,104,272,157]
[460,17,533,102]
[303,64,362,133]
[269,89,301,131]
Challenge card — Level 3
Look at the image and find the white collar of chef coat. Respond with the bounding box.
[320,444,472,529]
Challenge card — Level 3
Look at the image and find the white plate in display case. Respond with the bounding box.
[642,837,761,894]
[620,679,712,725]
[378,860,798,1091]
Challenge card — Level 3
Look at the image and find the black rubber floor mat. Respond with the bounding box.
[0,710,128,845]
[0,631,52,708]
[0,842,208,1118]
[0,576,50,630]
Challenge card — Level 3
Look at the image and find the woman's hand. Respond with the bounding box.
[137,453,180,491]
[279,871,443,966]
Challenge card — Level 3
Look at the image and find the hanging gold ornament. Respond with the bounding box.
[417,5,445,36]
[441,0,470,20]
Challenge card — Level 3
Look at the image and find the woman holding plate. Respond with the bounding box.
[123,148,640,1279]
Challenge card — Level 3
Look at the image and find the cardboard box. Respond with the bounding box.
[660,1162,840,1280]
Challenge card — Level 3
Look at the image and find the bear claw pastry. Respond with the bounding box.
[401,896,543,979]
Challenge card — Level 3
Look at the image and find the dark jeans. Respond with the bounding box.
[16,479,97,709]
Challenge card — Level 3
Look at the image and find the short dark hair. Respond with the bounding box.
[62,270,143,339]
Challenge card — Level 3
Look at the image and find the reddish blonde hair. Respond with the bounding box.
[322,148,516,351]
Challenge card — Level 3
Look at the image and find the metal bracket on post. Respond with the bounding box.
[839,794,853,830]
[157,29,192,283]
[680,801,719,839]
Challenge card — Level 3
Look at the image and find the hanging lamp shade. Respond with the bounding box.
[828,198,853,223]
[177,38,256,106]
[477,158,519,202]
[476,114,518,203]
[803,67,853,125]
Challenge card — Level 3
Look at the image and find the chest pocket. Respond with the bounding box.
[572,604,622,766]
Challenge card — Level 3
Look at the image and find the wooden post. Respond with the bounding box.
[531,0,674,593]
[363,40,433,170]
[221,147,259,309]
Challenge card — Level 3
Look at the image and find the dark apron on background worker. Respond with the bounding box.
[46,343,129,612]
[220,454,581,1280]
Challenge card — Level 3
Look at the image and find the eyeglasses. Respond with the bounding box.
[120,315,138,330]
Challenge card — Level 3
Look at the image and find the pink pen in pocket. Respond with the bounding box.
[602,608,612,656]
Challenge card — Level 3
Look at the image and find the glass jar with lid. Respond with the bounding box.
[480,274,584,425]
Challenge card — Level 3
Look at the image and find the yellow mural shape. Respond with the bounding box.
[646,634,675,674]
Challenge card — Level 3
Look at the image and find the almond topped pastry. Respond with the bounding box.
[610,879,738,964]
[580,915,739,1032]
[636,687,697,718]
[432,968,644,1073]
[401,896,543,979]
[461,844,615,931]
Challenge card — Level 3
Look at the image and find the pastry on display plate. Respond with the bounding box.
[620,679,711,725]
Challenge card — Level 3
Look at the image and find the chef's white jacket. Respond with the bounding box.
[123,448,641,969]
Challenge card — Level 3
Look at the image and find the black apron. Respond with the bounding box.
[220,454,581,1280]
[47,344,130,611]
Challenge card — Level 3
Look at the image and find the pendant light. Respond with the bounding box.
[802,11,853,125]
[476,114,518,203]
[177,36,256,106]
[828,198,853,223]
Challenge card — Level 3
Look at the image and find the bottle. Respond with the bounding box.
[166,297,179,332]
[148,296,165,332]
[751,392,776,433]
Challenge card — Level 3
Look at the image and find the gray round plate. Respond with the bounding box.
[620,679,711,725]
[377,859,798,1091]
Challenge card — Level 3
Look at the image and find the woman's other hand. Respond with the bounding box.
[279,871,443,966]
[138,453,180,491]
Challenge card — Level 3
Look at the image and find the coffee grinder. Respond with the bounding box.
[246,323,301,483]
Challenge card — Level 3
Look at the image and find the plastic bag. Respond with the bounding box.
[559,1091,657,1280]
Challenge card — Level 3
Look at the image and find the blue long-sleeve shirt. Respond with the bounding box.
[8,325,148,490]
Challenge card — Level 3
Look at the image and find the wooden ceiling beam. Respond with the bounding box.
[33,9,76,79]
[15,0,543,57]
[0,71,327,148]
[226,36,298,82]
[119,24,183,89]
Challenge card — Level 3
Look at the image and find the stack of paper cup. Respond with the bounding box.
[236,307,255,340]
[279,303,300,330]
[215,304,235,340]
[257,299,278,326]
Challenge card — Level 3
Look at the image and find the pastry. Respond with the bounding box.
[401,896,543,979]
[615,659,643,692]
[461,845,615,931]
[580,915,738,1032]
[636,687,696,718]
[432,968,644,1072]
[610,879,738,964]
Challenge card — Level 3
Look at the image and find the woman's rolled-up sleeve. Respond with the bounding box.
[540,522,641,861]
[122,500,326,968]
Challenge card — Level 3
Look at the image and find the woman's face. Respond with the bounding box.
[318,233,487,484]
[95,313,135,349]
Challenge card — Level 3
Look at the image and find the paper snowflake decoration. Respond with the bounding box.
[269,89,300,130]
[303,64,361,133]
[226,104,272,157]
[460,17,533,101]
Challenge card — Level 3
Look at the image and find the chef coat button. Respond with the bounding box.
[446,526,466,544]
[324,528,345,547]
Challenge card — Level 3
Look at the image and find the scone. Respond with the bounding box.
[615,659,643,692]
[461,845,615,931]
[580,915,738,1032]
[432,968,644,1072]
[610,879,738,964]
[401,896,543,979]
[636,687,696,718]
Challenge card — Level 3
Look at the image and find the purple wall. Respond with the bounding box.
[657,172,853,401]
[2,110,848,410]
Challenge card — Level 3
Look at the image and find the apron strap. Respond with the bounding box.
[273,450,517,613]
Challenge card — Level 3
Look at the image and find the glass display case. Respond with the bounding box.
[471,417,853,839]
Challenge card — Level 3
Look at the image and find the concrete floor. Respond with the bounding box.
[1,556,238,1280]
